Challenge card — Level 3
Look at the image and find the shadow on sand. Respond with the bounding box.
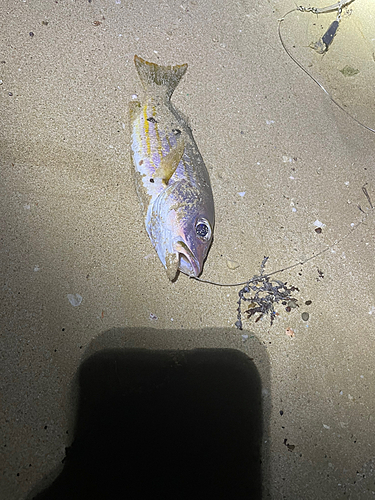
[28,329,269,499]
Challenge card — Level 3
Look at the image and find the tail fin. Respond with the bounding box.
[134,55,188,100]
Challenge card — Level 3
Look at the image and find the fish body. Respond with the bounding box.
[130,55,215,280]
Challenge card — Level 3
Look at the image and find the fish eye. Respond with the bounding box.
[195,218,212,241]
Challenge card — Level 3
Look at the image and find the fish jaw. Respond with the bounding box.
[160,230,206,280]
[146,204,200,281]
[172,213,214,278]
[163,239,200,281]
[173,239,201,277]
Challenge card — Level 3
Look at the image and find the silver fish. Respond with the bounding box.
[130,55,215,280]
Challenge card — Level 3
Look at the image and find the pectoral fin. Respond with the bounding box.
[154,138,185,185]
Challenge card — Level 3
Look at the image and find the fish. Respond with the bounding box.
[130,55,215,280]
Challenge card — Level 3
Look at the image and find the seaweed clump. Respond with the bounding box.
[235,257,299,330]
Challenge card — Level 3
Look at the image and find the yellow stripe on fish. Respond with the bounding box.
[142,104,150,156]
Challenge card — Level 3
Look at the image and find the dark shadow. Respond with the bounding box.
[30,344,264,500]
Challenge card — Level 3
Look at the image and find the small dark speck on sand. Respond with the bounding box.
[29,32,34,37]
[283,438,295,452]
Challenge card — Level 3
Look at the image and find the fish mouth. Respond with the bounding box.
[174,240,200,277]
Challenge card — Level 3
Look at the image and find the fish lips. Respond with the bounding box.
[173,239,201,277]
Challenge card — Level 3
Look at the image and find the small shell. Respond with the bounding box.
[227,259,240,270]
[286,328,295,337]
[67,293,83,307]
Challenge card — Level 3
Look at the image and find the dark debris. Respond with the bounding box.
[235,257,299,330]
[283,438,295,452]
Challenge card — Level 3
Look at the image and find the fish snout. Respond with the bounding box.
[174,240,201,277]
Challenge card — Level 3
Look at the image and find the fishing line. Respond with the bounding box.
[186,2,375,289]
[187,185,373,287]
[278,1,375,134]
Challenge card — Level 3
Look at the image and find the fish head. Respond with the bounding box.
[148,180,215,280]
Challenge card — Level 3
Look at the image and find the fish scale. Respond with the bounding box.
[130,55,215,280]
[133,102,194,187]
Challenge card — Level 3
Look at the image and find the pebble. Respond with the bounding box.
[67,293,83,307]
[227,259,240,270]
[314,220,325,228]
[301,312,309,321]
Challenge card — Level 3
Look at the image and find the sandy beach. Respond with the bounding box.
[1,0,375,497]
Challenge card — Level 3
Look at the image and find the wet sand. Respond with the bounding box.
[1,0,375,498]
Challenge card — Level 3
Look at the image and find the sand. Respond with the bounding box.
[1,0,375,498]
